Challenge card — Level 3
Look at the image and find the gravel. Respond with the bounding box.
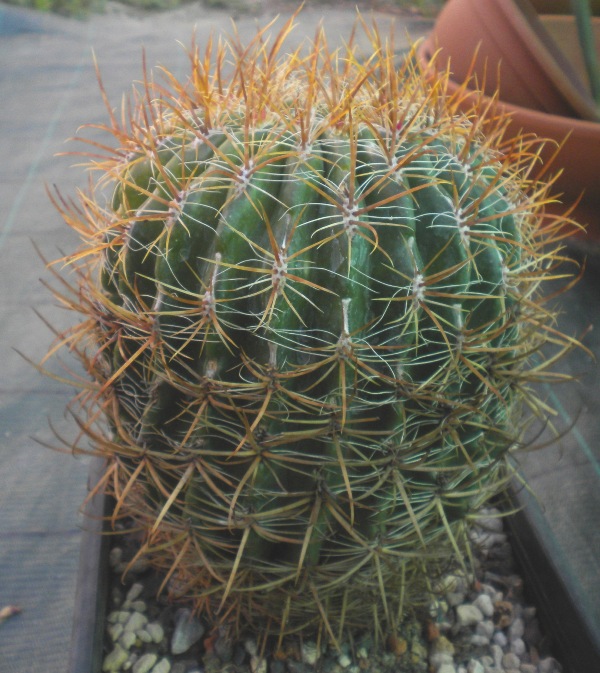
[101,507,564,673]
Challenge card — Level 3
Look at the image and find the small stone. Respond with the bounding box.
[126,583,145,602]
[132,653,157,673]
[107,610,130,624]
[387,634,407,656]
[437,664,457,673]
[111,587,124,607]
[171,609,204,655]
[502,652,521,670]
[511,637,526,657]
[109,547,123,569]
[493,600,514,628]
[130,600,147,612]
[467,660,484,673]
[244,638,259,657]
[538,657,562,673]
[490,644,503,668]
[410,639,428,667]
[469,635,490,647]
[475,620,494,639]
[456,604,484,628]
[356,646,369,660]
[447,592,467,608]
[120,630,138,650]
[520,665,537,673]
[125,611,148,633]
[473,594,494,618]
[125,652,138,671]
[103,644,129,672]
[426,620,440,641]
[302,641,320,665]
[338,653,352,668]
[137,629,153,644]
[430,636,455,669]
[509,617,524,641]
[152,659,172,673]
[492,630,508,647]
[250,655,268,673]
[108,623,124,642]
[214,632,234,662]
[145,622,165,644]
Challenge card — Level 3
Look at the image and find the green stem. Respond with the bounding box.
[570,0,600,107]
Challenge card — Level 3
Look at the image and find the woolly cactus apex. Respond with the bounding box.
[45,13,579,644]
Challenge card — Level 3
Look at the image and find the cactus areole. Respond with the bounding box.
[48,16,577,643]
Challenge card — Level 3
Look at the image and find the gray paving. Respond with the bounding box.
[1,3,598,672]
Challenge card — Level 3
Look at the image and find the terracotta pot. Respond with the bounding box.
[426,0,599,120]
[528,0,600,15]
[419,0,600,240]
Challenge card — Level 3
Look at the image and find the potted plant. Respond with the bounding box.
[43,11,587,673]
[418,0,600,247]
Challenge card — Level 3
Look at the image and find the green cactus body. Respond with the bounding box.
[47,17,577,642]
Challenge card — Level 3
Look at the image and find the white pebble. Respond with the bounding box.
[475,620,495,639]
[475,509,504,531]
[338,653,352,668]
[244,638,258,656]
[137,629,153,644]
[125,612,148,633]
[491,644,503,668]
[108,623,124,642]
[250,655,268,673]
[119,630,137,650]
[171,608,204,655]
[145,622,165,643]
[152,659,171,673]
[469,635,490,647]
[511,637,526,657]
[125,583,144,602]
[132,653,157,673]
[492,631,508,647]
[456,604,484,628]
[509,617,525,640]
[107,610,130,624]
[473,594,494,618]
[103,644,129,672]
[538,657,563,673]
[130,600,147,613]
[125,652,138,671]
[437,664,457,673]
[467,660,484,673]
[520,665,537,673]
[302,641,320,665]
[447,592,467,608]
[109,547,123,569]
[502,652,521,670]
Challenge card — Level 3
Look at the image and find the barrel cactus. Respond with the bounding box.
[47,16,577,644]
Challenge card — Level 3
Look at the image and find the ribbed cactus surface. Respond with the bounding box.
[47,17,576,643]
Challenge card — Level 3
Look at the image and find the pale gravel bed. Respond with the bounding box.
[101,508,564,673]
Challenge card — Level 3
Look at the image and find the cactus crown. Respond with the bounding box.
[45,13,578,646]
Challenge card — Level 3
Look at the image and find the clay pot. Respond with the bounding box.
[419,0,600,240]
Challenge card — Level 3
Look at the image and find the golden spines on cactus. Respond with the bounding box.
[45,12,580,644]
